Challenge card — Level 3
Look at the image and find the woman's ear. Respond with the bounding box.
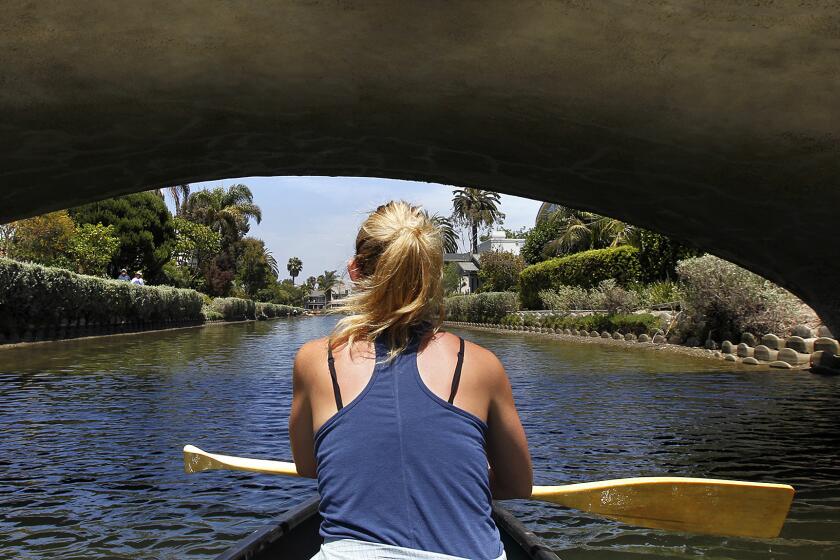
[347,257,362,282]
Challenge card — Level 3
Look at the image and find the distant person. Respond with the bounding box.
[131,271,145,286]
[117,268,131,281]
[290,201,531,560]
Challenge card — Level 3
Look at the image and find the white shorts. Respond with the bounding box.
[310,538,507,560]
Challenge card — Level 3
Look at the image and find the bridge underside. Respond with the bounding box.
[1,1,839,332]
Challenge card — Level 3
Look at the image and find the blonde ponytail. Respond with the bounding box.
[330,201,444,360]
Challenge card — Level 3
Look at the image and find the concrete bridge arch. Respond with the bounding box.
[1,1,839,332]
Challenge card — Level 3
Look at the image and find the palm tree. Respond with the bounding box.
[430,215,459,254]
[317,270,338,302]
[287,256,303,284]
[262,246,279,278]
[451,188,505,253]
[539,204,640,258]
[185,184,262,246]
[166,184,191,216]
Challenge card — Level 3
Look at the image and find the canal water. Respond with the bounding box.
[1,316,838,559]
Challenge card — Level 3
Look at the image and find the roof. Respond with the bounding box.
[444,252,479,263]
[456,261,479,272]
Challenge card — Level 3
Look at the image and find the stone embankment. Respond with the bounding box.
[445,321,840,374]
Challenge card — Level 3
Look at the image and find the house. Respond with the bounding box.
[444,231,526,294]
[305,279,352,311]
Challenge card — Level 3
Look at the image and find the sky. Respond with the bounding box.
[182,176,543,283]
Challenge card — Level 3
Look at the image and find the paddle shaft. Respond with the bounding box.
[183,445,794,538]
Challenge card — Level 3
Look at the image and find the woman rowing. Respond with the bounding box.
[290,201,532,560]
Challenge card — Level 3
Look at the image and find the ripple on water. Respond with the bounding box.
[0,317,839,558]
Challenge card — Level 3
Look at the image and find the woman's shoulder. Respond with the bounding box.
[293,337,330,381]
[433,331,506,379]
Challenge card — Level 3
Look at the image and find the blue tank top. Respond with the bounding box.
[314,332,503,560]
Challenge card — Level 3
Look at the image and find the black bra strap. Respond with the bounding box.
[448,337,465,404]
[327,343,344,410]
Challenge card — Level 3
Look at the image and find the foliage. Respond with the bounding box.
[676,254,805,340]
[287,256,303,284]
[442,262,461,295]
[202,252,236,296]
[68,223,121,276]
[70,192,176,282]
[305,276,317,290]
[431,215,460,254]
[166,184,192,217]
[539,279,640,314]
[235,238,277,299]
[499,312,660,335]
[0,257,203,339]
[209,297,257,321]
[451,188,505,252]
[444,292,519,323]
[185,184,262,247]
[172,217,221,270]
[637,229,700,282]
[477,250,525,292]
[317,270,338,296]
[632,280,681,308]
[8,210,76,267]
[521,213,566,265]
[255,301,301,318]
[519,246,642,308]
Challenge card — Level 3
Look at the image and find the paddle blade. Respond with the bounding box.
[531,477,794,539]
[183,445,300,477]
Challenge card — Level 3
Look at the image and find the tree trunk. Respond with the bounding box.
[471,221,478,253]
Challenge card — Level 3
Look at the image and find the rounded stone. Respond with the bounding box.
[721,340,735,354]
[736,343,755,358]
[785,336,816,354]
[754,345,779,362]
[769,360,793,369]
[667,335,683,345]
[777,347,810,365]
[704,339,719,350]
[600,331,611,338]
[817,325,835,338]
[685,336,701,347]
[638,334,651,342]
[740,332,758,346]
[563,328,573,335]
[761,333,785,350]
[742,357,760,365]
[589,331,600,337]
[652,334,667,344]
[791,324,814,338]
[624,333,637,341]
[612,332,623,340]
[724,354,738,362]
[813,337,840,355]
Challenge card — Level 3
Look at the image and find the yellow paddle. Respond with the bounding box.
[183,445,794,539]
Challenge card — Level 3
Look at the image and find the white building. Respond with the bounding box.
[476,230,525,255]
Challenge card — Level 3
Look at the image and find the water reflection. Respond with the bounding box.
[0,318,838,558]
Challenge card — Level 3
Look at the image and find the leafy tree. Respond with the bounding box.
[637,229,700,282]
[305,276,318,290]
[8,210,75,267]
[431,215,459,254]
[442,262,461,295]
[70,192,176,282]
[477,251,525,292]
[166,184,191,217]
[69,223,120,276]
[185,184,262,247]
[521,213,566,264]
[204,252,236,296]
[235,238,278,299]
[287,256,303,284]
[451,188,505,253]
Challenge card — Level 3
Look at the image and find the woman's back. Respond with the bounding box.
[314,329,501,559]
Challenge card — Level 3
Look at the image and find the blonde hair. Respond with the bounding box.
[330,201,444,360]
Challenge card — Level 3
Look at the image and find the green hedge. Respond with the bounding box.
[0,257,203,339]
[445,292,519,323]
[256,302,302,319]
[500,312,660,335]
[210,297,257,321]
[519,246,641,309]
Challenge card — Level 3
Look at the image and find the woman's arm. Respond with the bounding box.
[288,342,318,478]
[484,352,532,499]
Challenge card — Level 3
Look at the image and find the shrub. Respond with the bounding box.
[0,257,203,340]
[256,301,300,319]
[538,279,638,314]
[676,255,805,340]
[637,230,700,283]
[444,292,519,323]
[519,246,641,308]
[477,251,525,292]
[521,214,566,265]
[539,285,593,312]
[210,297,257,321]
[633,280,681,308]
